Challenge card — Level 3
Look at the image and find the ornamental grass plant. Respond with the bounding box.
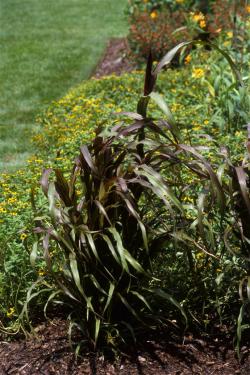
[0,33,249,355]
[17,41,250,353]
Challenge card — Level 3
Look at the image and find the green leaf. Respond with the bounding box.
[117,292,144,323]
[135,164,184,213]
[69,253,85,297]
[94,318,101,348]
[103,282,115,313]
[180,144,226,211]
[100,233,121,265]
[153,41,191,75]
[130,290,152,311]
[108,227,128,272]
[30,241,38,268]
[149,92,176,128]
[152,288,187,324]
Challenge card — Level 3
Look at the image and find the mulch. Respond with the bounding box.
[0,318,249,375]
[0,39,249,374]
[92,38,135,78]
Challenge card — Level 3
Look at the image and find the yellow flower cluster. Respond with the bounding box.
[192,67,205,79]
[191,11,206,28]
[0,174,29,220]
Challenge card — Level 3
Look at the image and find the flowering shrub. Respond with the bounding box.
[126,0,215,15]
[208,0,250,34]
[128,9,190,61]
[127,0,250,64]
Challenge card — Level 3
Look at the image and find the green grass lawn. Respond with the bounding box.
[0,0,127,171]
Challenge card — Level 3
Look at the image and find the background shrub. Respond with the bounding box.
[127,0,250,64]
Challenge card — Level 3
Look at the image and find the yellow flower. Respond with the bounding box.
[192,12,205,23]
[150,11,158,19]
[176,0,184,3]
[192,68,205,79]
[185,54,191,64]
[20,233,27,241]
[196,251,205,260]
[7,307,15,318]
[38,269,45,276]
[199,19,206,28]
[246,5,250,13]
[227,31,233,38]
[204,120,209,125]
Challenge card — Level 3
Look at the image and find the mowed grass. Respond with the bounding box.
[0,0,127,171]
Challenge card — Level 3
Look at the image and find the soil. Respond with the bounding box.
[0,39,249,374]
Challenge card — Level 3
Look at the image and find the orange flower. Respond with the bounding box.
[185,54,191,64]
[199,19,206,28]
[150,11,158,19]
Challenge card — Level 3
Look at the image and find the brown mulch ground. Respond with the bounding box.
[0,39,249,374]
[0,319,249,375]
[92,38,135,78]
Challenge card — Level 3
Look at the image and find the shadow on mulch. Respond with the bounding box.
[0,318,249,375]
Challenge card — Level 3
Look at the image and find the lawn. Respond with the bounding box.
[0,0,127,171]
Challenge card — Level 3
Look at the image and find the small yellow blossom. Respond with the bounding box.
[20,233,27,240]
[185,54,191,64]
[7,307,15,318]
[176,0,184,3]
[246,5,250,13]
[38,270,45,276]
[192,12,205,23]
[150,11,158,19]
[196,251,206,260]
[8,197,17,204]
[204,120,209,125]
[199,19,206,28]
[192,67,205,79]
[227,31,233,38]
